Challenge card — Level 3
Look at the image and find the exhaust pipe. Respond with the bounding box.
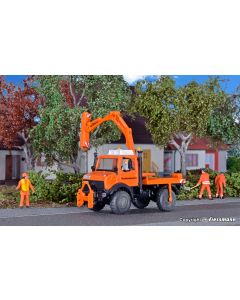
[137,150,143,192]
[92,151,98,171]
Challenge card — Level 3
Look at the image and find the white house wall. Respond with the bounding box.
[86,143,164,173]
[219,151,227,172]
[174,150,205,171]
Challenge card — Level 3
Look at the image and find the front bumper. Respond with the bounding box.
[77,181,94,209]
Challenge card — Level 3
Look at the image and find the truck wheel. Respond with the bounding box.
[132,196,150,209]
[91,202,105,212]
[156,188,176,212]
[110,191,131,214]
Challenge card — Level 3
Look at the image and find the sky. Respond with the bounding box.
[5,75,240,94]
[123,75,240,93]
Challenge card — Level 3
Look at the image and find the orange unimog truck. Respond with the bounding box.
[77,111,185,214]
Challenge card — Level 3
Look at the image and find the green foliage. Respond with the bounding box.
[32,105,81,167]
[227,156,240,172]
[28,171,52,202]
[224,173,240,197]
[28,171,83,203]
[31,75,131,172]
[133,76,225,147]
[228,145,240,157]
[49,171,83,203]
[132,76,232,176]
[35,75,65,107]
[208,94,240,144]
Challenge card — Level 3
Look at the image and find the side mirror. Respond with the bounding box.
[113,167,118,172]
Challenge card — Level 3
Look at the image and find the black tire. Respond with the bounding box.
[132,195,150,209]
[156,188,176,212]
[91,202,105,212]
[110,190,131,214]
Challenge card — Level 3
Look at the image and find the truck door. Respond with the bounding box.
[120,157,138,186]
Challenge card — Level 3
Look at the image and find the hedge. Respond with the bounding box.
[227,156,240,172]
[177,168,240,200]
[29,171,83,204]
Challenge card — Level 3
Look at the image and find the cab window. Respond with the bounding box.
[121,158,134,171]
[97,158,118,171]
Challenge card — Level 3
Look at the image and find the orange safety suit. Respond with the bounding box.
[197,172,212,199]
[215,173,226,198]
[16,178,35,207]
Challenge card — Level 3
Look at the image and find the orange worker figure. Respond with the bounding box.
[215,173,226,199]
[16,173,35,208]
[191,169,213,200]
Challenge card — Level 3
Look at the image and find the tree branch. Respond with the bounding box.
[69,82,77,106]
[185,133,192,142]
[170,137,181,151]
[79,88,86,102]
[185,133,192,148]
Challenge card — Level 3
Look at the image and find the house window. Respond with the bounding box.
[186,154,198,167]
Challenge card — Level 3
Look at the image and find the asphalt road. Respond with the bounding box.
[0,198,240,226]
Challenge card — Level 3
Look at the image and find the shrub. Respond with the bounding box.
[28,171,83,203]
[227,156,240,172]
[28,171,52,202]
[49,171,83,203]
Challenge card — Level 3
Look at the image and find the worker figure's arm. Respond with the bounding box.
[16,181,21,191]
[223,176,226,188]
[190,176,202,190]
[190,183,201,190]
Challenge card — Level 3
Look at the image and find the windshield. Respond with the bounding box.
[96,158,118,171]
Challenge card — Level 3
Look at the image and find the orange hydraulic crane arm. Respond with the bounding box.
[80,111,135,151]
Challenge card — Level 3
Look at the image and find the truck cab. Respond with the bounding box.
[81,150,139,197]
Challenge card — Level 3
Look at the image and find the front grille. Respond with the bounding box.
[82,184,90,194]
[88,180,104,191]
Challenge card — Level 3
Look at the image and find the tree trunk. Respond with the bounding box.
[22,142,34,170]
[170,133,192,177]
[179,148,187,177]
[18,131,35,170]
